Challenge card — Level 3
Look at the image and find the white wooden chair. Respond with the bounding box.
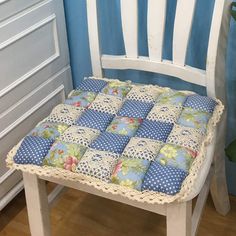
[21,0,232,235]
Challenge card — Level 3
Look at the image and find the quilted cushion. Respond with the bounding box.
[11,77,220,196]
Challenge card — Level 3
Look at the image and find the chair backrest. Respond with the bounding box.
[86,0,232,102]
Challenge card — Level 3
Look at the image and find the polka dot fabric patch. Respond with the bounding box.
[76,110,114,132]
[184,94,217,113]
[90,132,130,154]
[46,104,85,125]
[77,78,107,93]
[167,125,203,152]
[77,148,119,182]
[118,100,153,119]
[14,136,54,166]
[141,162,188,195]
[126,85,161,103]
[12,77,220,196]
[135,120,173,142]
[59,126,100,147]
[147,104,182,123]
[123,137,163,161]
[88,93,123,115]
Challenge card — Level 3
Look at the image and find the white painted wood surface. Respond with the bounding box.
[167,201,192,236]
[0,0,72,209]
[147,0,167,61]
[86,0,103,77]
[23,173,51,236]
[172,0,197,66]
[120,0,138,58]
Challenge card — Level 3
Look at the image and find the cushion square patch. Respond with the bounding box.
[111,157,150,191]
[43,140,87,172]
[178,107,211,133]
[147,104,182,123]
[157,91,187,106]
[30,122,69,140]
[59,126,100,147]
[46,104,85,125]
[118,100,153,119]
[106,116,142,137]
[65,90,97,108]
[76,110,114,131]
[141,162,188,195]
[77,78,107,93]
[183,94,217,113]
[101,81,131,98]
[14,136,54,166]
[167,124,203,152]
[126,85,161,103]
[77,148,119,182]
[88,93,123,115]
[123,137,163,161]
[155,144,196,172]
[90,132,130,154]
[135,120,173,142]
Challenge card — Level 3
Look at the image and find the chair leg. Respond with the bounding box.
[210,114,230,216]
[23,173,51,236]
[166,201,192,236]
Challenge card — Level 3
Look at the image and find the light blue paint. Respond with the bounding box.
[64,0,236,195]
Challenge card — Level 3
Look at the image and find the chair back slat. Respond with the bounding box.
[86,0,231,100]
[147,0,167,61]
[120,0,138,58]
[172,0,197,66]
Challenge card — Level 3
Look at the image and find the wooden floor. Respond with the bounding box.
[0,185,236,236]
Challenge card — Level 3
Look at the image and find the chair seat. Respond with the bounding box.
[6,77,224,204]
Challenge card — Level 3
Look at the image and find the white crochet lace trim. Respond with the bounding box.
[6,87,224,205]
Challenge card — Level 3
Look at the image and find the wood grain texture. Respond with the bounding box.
[0,184,236,236]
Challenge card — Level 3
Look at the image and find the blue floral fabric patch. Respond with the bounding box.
[14,136,54,166]
[77,78,107,93]
[157,91,187,106]
[135,120,173,142]
[111,157,150,191]
[155,144,196,172]
[29,122,68,140]
[76,109,114,131]
[183,94,217,113]
[43,140,87,172]
[118,100,153,119]
[90,132,130,154]
[65,90,97,108]
[101,81,131,98]
[178,107,211,133]
[106,116,142,137]
[141,162,188,195]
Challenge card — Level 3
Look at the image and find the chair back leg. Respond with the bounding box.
[210,113,230,216]
[23,173,51,236]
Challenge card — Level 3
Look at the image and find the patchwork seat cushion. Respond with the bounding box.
[8,77,223,199]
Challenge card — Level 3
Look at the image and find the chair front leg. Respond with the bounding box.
[166,201,192,236]
[23,173,51,236]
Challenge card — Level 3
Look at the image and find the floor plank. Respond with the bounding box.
[0,185,235,236]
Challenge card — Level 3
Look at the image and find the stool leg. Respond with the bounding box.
[210,114,230,216]
[166,201,192,236]
[23,173,51,236]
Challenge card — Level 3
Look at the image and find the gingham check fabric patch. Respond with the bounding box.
[13,77,219,196]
